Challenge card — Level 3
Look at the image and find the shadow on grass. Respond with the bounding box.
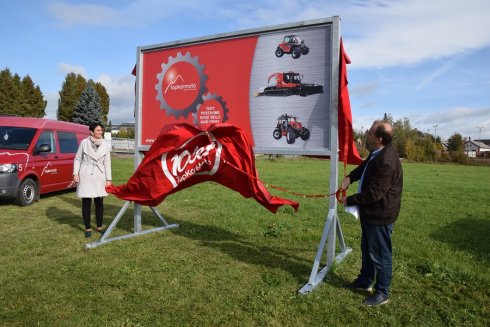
[47,196,165,234]
[171,218,313,283]
[430,217,490,263]
[46,196,313,282]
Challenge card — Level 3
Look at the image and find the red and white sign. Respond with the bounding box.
[107,123,299,213]
[161,132,222,188]
[136,17,360,161]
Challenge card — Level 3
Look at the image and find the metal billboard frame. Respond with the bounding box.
[87,16,351,294]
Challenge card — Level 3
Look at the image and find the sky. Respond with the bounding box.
[1,0,489,140]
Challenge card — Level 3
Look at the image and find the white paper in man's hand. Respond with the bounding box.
[345,205,359,219]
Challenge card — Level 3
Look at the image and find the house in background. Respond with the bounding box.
[464,138,490,158]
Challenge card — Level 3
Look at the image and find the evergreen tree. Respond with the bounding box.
[32,85,47,117]
[11,73,22,115]
[19,75,33,116]
[94,82,109,125]
[0,68,15,115]
[57,73,87,121]
[0,68,46,117]
[57,73,110,123]
[19,75,46,117]
[72,80,102,126]
[383,113,394,124]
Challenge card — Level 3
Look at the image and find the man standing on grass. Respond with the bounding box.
[341,120,403,306]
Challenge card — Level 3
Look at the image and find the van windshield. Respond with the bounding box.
[0,127,37,150]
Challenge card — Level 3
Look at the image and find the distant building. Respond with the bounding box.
[478,139,490,147]
[110,122,135,136]
[464,138,490,158]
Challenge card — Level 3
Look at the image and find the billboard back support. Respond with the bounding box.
[93,18,349,294]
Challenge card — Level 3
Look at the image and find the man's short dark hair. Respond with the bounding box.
[375,123,393,145]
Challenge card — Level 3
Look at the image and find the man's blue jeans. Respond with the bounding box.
[357,221,394,296]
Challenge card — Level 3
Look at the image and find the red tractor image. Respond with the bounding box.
[273,114,310,144]
[275,35,310,59]
[256,72,323,97]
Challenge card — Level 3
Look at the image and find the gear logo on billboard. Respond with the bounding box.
[193,93,229,128]
[155,52,208,118]
[161,132,222,188]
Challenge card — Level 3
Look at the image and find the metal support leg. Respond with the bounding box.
[298,209,351,295]
[85,201,179,249]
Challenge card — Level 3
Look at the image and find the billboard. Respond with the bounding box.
[135,17,340,156]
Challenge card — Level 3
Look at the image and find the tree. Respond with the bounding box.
[57,73,87,121]
[392,117,413,158]
[0,68,46,117]
[447,133,464,152]
[19,75,46,117]
[383,113,394,125]
[0,68,16,115]
[72,80,102,126]
[32,85,47,117]
[10,73,22,115]
[114,126,135,139]
[446,132,467,164]
[94,82,109,125]
[57,73,110,123]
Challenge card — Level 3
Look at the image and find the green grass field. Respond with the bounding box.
[0,156,489,326]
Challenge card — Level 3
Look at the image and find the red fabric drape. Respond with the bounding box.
[107,123,299,213]
[338,39,362,165]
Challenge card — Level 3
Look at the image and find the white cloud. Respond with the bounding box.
[96,74,136,124]
[353,106,490,140]
[216,0,490,69]
[43,0,490,133]
[344,0,490,68]
[47,1,490,69]
[423,106,490,125]
[44,92,59,120]
[48,0,207,28]
[350,81,379,97]
[410,56,462,94]
[57,63,86,77]
[48,2,125,27]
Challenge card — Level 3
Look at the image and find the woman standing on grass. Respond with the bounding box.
[73,122,112,238]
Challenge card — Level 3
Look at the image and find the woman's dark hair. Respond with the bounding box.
[89,122,104,133]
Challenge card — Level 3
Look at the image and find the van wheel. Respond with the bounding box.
[17,178,37,206]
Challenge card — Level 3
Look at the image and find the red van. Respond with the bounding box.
[0,116,90,205]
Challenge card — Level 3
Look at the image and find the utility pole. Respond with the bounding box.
[476,126,484,141]
[433,124,438,139]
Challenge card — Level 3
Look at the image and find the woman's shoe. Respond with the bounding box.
[96,228,105,235]
[85,230,92,238]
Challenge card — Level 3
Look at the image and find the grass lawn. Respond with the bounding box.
[0,156,489,326]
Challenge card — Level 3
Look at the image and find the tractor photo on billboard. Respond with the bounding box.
[275,35,310,59]
[273,114,310,144]
[256,72,323,97]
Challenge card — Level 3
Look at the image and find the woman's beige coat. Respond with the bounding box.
[73,137,112,198]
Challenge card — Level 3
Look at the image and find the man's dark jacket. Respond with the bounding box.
[346,143,403,225]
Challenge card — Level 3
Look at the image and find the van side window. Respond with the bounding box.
[58,131,79,153]
[35,131,56,154]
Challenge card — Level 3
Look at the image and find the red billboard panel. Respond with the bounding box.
[136,18,340,155]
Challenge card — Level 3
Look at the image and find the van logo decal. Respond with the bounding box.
[41,162,58,176]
